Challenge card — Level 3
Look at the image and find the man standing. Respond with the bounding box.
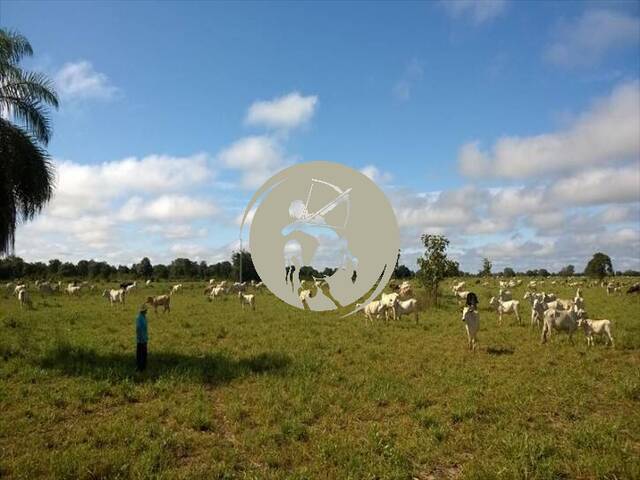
[136,304,148,371]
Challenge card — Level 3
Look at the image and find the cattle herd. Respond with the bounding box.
[4,275,638,351]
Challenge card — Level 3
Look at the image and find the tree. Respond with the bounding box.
[135,257,153,278]
[0,29,59,254]
[479,258,492,277]
[153,264,169,279]
[584,252,613,279]
[416,234,456,307]
[393,264,413,279]
[503,267,515,277]
[232,250,259,282]
[48,259,61,275]
[558,265,575,277]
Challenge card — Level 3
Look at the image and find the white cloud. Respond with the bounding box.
[459,81,640,178]
[144,224,207,240]
[245,92,318,130]
[217,135,288,189]
[440,0,507,25]
[54,61,118,100]
[549,165,640,206]
[392,59,424,102]
[119,195,218,222]
[545,9,640,68]
[360,165,393,184]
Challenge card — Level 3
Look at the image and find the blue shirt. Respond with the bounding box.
[136,313,148,344]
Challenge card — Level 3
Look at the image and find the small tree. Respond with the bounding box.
[135,257,153,278]
[558,264,575,277]
[503,267,515,277]
[584,252,613,280]
[416,234,456,307]
[479,257,492,277]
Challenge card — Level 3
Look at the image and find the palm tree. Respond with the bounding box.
[0,29,58,254]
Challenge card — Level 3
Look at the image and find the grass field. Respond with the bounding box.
[1,279,639,479]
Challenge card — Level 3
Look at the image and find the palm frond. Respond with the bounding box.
[0,118,55,254]
[0,29,33,64]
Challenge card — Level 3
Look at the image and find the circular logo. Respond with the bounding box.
[240,161,399,314]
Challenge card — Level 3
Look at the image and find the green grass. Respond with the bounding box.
[0,280,639,479]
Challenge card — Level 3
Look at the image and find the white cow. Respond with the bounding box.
[541,308,583,344]
[208,286,224,300]
[380,292,400,320]
[396,298,418,323]
[171,284,183,295]
[146,294,171,313]
[461,306,480,351]
[18,289,32,309]
[531,298,545,327]
[239,292,255,311]
[66,285,82,296]
[356,300,385,325]
[489,297,521,325]
[102,289,125,306]
[455,290,471,305]
[577,317,614,347]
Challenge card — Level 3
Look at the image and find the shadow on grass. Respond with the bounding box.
[486,346,515,355]
[38,342,291,384]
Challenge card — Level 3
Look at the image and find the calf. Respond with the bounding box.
[102,289,125,306]
[356,300,385,325]
[18,289,32,309]
[396,298,418,323]
[146,295,171,313]
[380,292,400,320]
[489,297,521,325]
[578,317,614,347]
[238,292,256,311]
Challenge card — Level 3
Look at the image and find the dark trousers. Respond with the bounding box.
[136,342,148,371]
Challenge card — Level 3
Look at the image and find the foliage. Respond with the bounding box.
[393,264,414,279]
[479,257,492,277]
[232,250,260,282]
[416,234,457,307]
[503,267,515,278]
[584,252,614,279]
[0,29,58,254]
[559,265,575,277]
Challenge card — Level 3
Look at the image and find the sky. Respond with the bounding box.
[1,0,639,273]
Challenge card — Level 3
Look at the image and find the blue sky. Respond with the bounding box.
[2,0,639,272]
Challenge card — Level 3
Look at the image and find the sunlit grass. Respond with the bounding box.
[0,279,638,479]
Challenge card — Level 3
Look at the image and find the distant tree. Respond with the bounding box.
[117,265,130,276]
[394,264,414,279]
[153,264,169,279]
[416,234,456,307]
[503,267,515,277]
[232,250,259,282]
[169,258,196,278]
[584,252,613,279]
[135,257,153,278]
[622,269,640,276]
[76,260,89,277]
[539,268,550,277]
[48,258,61,275]
[558,264,575,277]
[479,257,492,277]
[58,262,77,277]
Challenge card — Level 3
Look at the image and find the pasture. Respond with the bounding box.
[1,279,639,479]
